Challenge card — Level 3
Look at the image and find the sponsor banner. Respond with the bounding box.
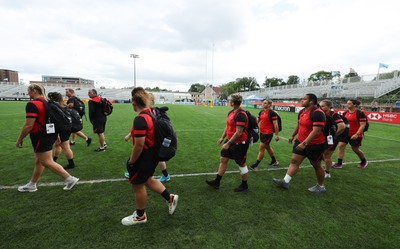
[0,97,31,101]
[364,111,400,124]
[273,105,295,112]
[334,109,400,125]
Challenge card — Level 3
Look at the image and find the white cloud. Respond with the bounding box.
[1,0,399,91]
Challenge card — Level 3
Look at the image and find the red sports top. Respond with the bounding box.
[345,110,366,137]
[130,108,155,149]
[226,108,248,143]
[258,109,277,134]
[297,107,326,145]
[26,98,46,133]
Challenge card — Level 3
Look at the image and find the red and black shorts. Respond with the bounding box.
[30,132,57,153]
[260,133,273,145]
[127,149,158,185]
[337,135,363,147]
[93,119,106,134]
[293,139,327,163]
[220,141,249,166]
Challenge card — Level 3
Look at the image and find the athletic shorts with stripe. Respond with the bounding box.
[292,139,327,163]
[30,131,57,153]
[220,141,250,166]
[260,133,273,145]
[127,149,158,185]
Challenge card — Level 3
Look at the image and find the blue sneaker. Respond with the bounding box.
[124,172,129,178]
[158,175,171,182]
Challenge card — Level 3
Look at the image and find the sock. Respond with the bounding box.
[338,159,343,165]
[65,176,74,182]
[162,169,169,177]
[283,174,292,183]
[68,159,75,167]
[85,137,89,141]
[253,160,261,166]
[29,181,37,187]
[271,156,276,162]
[325,170,330,174]
[241,180,248,186]
[136,209,145,217]
[161,189,171,202]
[53,156,58,162]
[361,158,366,164]
[215,174,222,183]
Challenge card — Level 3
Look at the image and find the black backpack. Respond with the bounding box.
[37,99,72,133]
[343,110,369,132]
[73,97,85,117]
[65,108,83,133]
[101,98,113,116]
[236,110,259,143]
[268,110,282,132]
[310,107,337,140]
[142,108,177,161]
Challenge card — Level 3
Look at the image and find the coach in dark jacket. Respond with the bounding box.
[88,89,107,152]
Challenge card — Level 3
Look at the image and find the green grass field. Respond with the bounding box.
[1,101,399,249]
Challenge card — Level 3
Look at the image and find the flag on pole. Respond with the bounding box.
[331,71,340,76]
[379,63,389,69]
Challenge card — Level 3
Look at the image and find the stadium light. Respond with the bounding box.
[130,54,139,87]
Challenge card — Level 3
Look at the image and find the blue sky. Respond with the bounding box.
[1,0,398,91]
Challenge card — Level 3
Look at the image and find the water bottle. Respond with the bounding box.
[162,138,171,147]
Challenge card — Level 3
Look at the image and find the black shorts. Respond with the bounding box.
[59,131,72,142]
[260,133,273,144]
[220,141,249,166]
[326,139,339,151]
[127,149,158,185]
[93,119,106,134]
[293,140,327,163]
[30,132,57,153]
[337,135,363,147]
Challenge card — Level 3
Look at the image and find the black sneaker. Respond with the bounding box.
[64,164,75,169]
[205,179,220,189]
[249,164,260,171]
[69,141,76,146]
[94,148,106,152]
[234,183,248,192]
[86,137,92,146]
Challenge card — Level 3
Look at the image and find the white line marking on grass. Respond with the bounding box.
[364,135,400,143]
[1,158,400,190]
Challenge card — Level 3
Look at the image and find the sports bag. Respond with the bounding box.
[235,110,259,143]
[101,98,113,116]
[37,99,72,133]
[142,108,177,161]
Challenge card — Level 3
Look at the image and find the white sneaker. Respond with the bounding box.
[63,177,79,190]
[168,194,179,215]
[18,183,37,192]
[121,211,147,225]
[324,173,331,179]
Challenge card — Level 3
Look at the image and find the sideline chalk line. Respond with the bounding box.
[1,158,399,190]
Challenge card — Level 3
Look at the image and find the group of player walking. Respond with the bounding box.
[207,93,368,194]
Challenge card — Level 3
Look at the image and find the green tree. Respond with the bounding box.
[234,77,259,91]
[287,75,300,85]
[263,77,284,88]
[188,83,206,93]
[308,71,333,81]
